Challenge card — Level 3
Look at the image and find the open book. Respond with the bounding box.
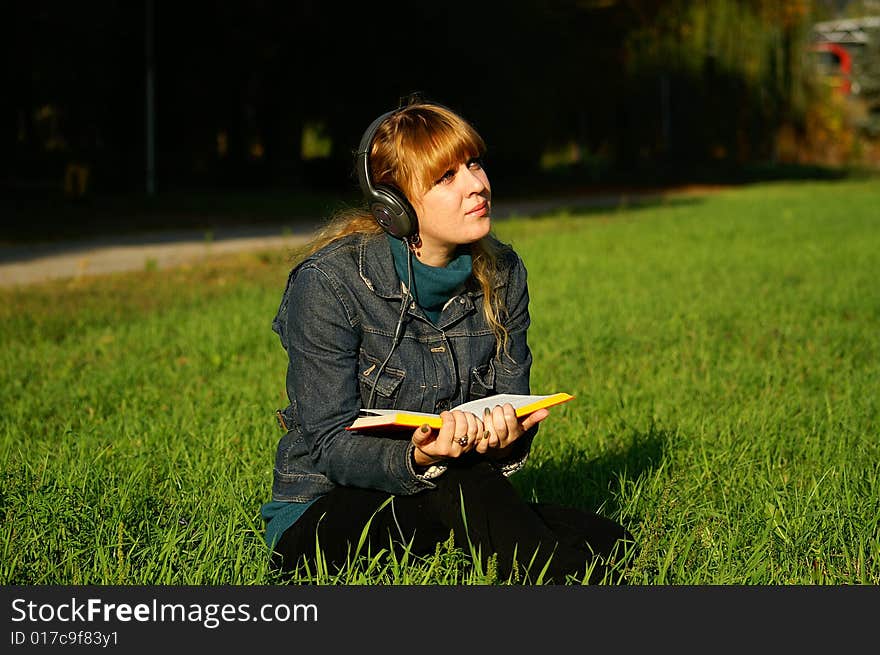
[345,392,574,431]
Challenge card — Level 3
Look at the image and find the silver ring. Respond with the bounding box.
[457,436,468,447]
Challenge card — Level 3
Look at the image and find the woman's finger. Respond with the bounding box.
[502,403,519,439]
[445,410,470,454]
[520,408,550,432]
[464,411,483,451]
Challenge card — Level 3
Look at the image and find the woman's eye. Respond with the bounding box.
[467,157,483,169]
[435,169,455,185]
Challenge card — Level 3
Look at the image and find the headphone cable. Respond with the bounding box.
[366,237,415,410]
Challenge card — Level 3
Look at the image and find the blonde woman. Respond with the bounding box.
[261,99,633,583]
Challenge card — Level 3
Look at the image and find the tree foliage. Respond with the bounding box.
[5,0,867,196]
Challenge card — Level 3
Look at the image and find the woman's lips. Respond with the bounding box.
[467,201,489,216]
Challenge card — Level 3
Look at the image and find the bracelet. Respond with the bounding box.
[410,445,428,473]
[410,443,444,471]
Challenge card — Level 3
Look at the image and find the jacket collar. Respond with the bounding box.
[357,232,503,299]
[357,233,403,299]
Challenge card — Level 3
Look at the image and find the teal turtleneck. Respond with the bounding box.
[386,235,473,323]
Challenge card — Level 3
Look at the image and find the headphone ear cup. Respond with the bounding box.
[355,108,420,240]
[370,185,417,239]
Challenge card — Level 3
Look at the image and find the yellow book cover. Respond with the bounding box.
[345,392,574,431]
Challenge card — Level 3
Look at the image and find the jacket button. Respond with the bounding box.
[435,400,450,412]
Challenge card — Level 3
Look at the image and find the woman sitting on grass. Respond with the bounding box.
[261,97,634,583]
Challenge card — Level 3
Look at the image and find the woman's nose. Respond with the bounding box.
[461,164,486,193]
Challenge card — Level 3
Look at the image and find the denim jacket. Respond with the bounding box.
[270,231,536,503]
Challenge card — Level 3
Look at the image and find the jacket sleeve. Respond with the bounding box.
[284,264,435,495]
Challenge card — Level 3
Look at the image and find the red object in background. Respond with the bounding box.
[810,42,853,95]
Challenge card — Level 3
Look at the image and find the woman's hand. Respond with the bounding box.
[411,409,484,467]
[474,404,549,459]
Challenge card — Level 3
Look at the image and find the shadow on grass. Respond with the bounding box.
[494,190,708,222]
[4,160,871,245]
[0,187,355,245]
[513,422,670,522]
[0,188,706,267]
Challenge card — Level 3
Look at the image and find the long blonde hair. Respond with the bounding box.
[304,103,511,355]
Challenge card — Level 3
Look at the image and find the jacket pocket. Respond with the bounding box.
[358,352,405,408]
[469,361,496,400]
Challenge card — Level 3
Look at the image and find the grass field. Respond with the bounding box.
[1,178,878,584]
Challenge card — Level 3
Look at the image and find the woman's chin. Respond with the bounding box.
[467,217,492,242]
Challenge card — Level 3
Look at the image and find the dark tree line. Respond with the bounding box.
[6,1,834,198]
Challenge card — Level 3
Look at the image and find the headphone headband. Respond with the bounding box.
[355,109,418,239]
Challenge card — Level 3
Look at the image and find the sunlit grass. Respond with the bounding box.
[1,178,878,584]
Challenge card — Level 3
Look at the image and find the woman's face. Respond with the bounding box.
[410,156,491,265]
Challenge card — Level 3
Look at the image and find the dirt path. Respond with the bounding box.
[0,186,722,288]
[0,223,322,288]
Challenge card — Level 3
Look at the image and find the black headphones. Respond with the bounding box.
[355,109,419,240]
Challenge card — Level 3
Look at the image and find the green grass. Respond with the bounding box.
[1,178,878,584]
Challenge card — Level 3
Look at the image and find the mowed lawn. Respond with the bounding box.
[1,178,878,584]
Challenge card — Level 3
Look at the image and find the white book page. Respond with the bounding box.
[453,394,553,416]
[359,408,438,418]
[360,393,558,418]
